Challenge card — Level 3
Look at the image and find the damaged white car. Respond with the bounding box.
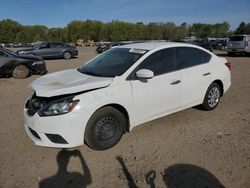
[24,42,231,150]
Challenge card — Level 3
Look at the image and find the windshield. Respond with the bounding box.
[78,48,146,77]
[4,48,17,56]
[229,36,245,42]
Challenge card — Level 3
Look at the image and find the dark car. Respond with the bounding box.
[96,41,133,53]
[0,48,47,79]
[17,42,78,59]
[192,39,228,52]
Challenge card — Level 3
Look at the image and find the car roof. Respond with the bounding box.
[117,42,199,51]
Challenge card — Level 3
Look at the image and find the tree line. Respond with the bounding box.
[0,19,249,43]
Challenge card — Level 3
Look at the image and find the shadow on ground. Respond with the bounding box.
[117,156,225,188]
[162,164,225,188]
[39,149,92,188]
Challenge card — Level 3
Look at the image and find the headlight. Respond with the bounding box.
[38,97,79,116]
[32,61,44,66]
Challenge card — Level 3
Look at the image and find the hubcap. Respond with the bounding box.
[64,52,71,59]
[208,87,220,108]
[14,66,27,77]
[95,117,118,141]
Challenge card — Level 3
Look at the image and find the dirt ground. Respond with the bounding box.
[0,47,249,188]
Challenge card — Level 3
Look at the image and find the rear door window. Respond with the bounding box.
[50,42,64,48]
[177,47,211,69]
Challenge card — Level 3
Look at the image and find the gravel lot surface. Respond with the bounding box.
[0,47,249,188]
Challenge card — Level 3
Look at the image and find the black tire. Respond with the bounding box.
[63,51,72,59]
[228,52,234,56]
[84,106,126,150]
[201,82,221,111]
[12,64,30,79]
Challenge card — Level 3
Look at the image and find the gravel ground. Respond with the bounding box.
[0,47,249,188]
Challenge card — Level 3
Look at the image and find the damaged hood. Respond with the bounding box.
[31,69,113,97]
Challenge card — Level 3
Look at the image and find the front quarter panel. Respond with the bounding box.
[72,78,134,132]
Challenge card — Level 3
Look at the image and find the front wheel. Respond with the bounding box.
[201,83,221,111]
[84,106,126,150]
[12,65,30,79]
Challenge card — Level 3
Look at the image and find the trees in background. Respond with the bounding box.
[0,18,248,43]
[235,22,250,35]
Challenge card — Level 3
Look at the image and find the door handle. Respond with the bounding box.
[171,80,181,85]
[203,72,211,76]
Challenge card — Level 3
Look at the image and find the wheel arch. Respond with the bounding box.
[96,103,130,132]
[212,79,224,96]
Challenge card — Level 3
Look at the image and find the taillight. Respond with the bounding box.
[225,62,231,71]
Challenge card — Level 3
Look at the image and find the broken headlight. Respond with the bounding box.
[38,96,79,116]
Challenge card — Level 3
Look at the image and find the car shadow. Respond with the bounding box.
[39,149,92,188]
[116,157,225,188]
[162,164,225,188]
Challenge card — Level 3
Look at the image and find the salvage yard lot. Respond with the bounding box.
[0,47,249,188]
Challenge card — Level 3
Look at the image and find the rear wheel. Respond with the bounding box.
[12,65,29,79]
[63,51,71,59]
[201,82,221,111]
[84,106,126,150]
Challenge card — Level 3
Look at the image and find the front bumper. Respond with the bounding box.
[71,50,78,56]
[32,63,47,75]
[23,108,87,148]
[226,47,249,53]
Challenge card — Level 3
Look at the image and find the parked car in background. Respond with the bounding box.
[0,48,47,79]
[191,38,228,52]
[96,42,111,53]
[24,42,231,150]
[226,35,250,56]
[17,42,78,59]
[96,41,134,53]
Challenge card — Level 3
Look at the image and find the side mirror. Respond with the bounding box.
[136,69,154,79]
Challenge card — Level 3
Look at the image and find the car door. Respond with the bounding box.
[33,42,50,57]
[176,47,212,108]
[129,47,182,124]
[48,42,64,57]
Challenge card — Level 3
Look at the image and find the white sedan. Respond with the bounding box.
[24,42,231,150]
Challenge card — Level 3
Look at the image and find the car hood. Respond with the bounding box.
[31,69,113,97]
[18,54,43,61]
[17,48,33,53]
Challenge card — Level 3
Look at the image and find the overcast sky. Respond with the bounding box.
[0,0,249,30]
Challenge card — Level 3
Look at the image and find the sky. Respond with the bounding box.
[0,0,249,30]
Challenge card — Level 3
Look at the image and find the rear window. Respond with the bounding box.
[229,36,245,42]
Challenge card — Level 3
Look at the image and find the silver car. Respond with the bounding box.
[226,35,250,56]
[17,42,78,59]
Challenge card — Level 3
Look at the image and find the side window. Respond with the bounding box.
[200,50,212,63]
[39,43,49,49]
[50,43,64,48]
[137,48,177,76]
[177,47,208,69]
